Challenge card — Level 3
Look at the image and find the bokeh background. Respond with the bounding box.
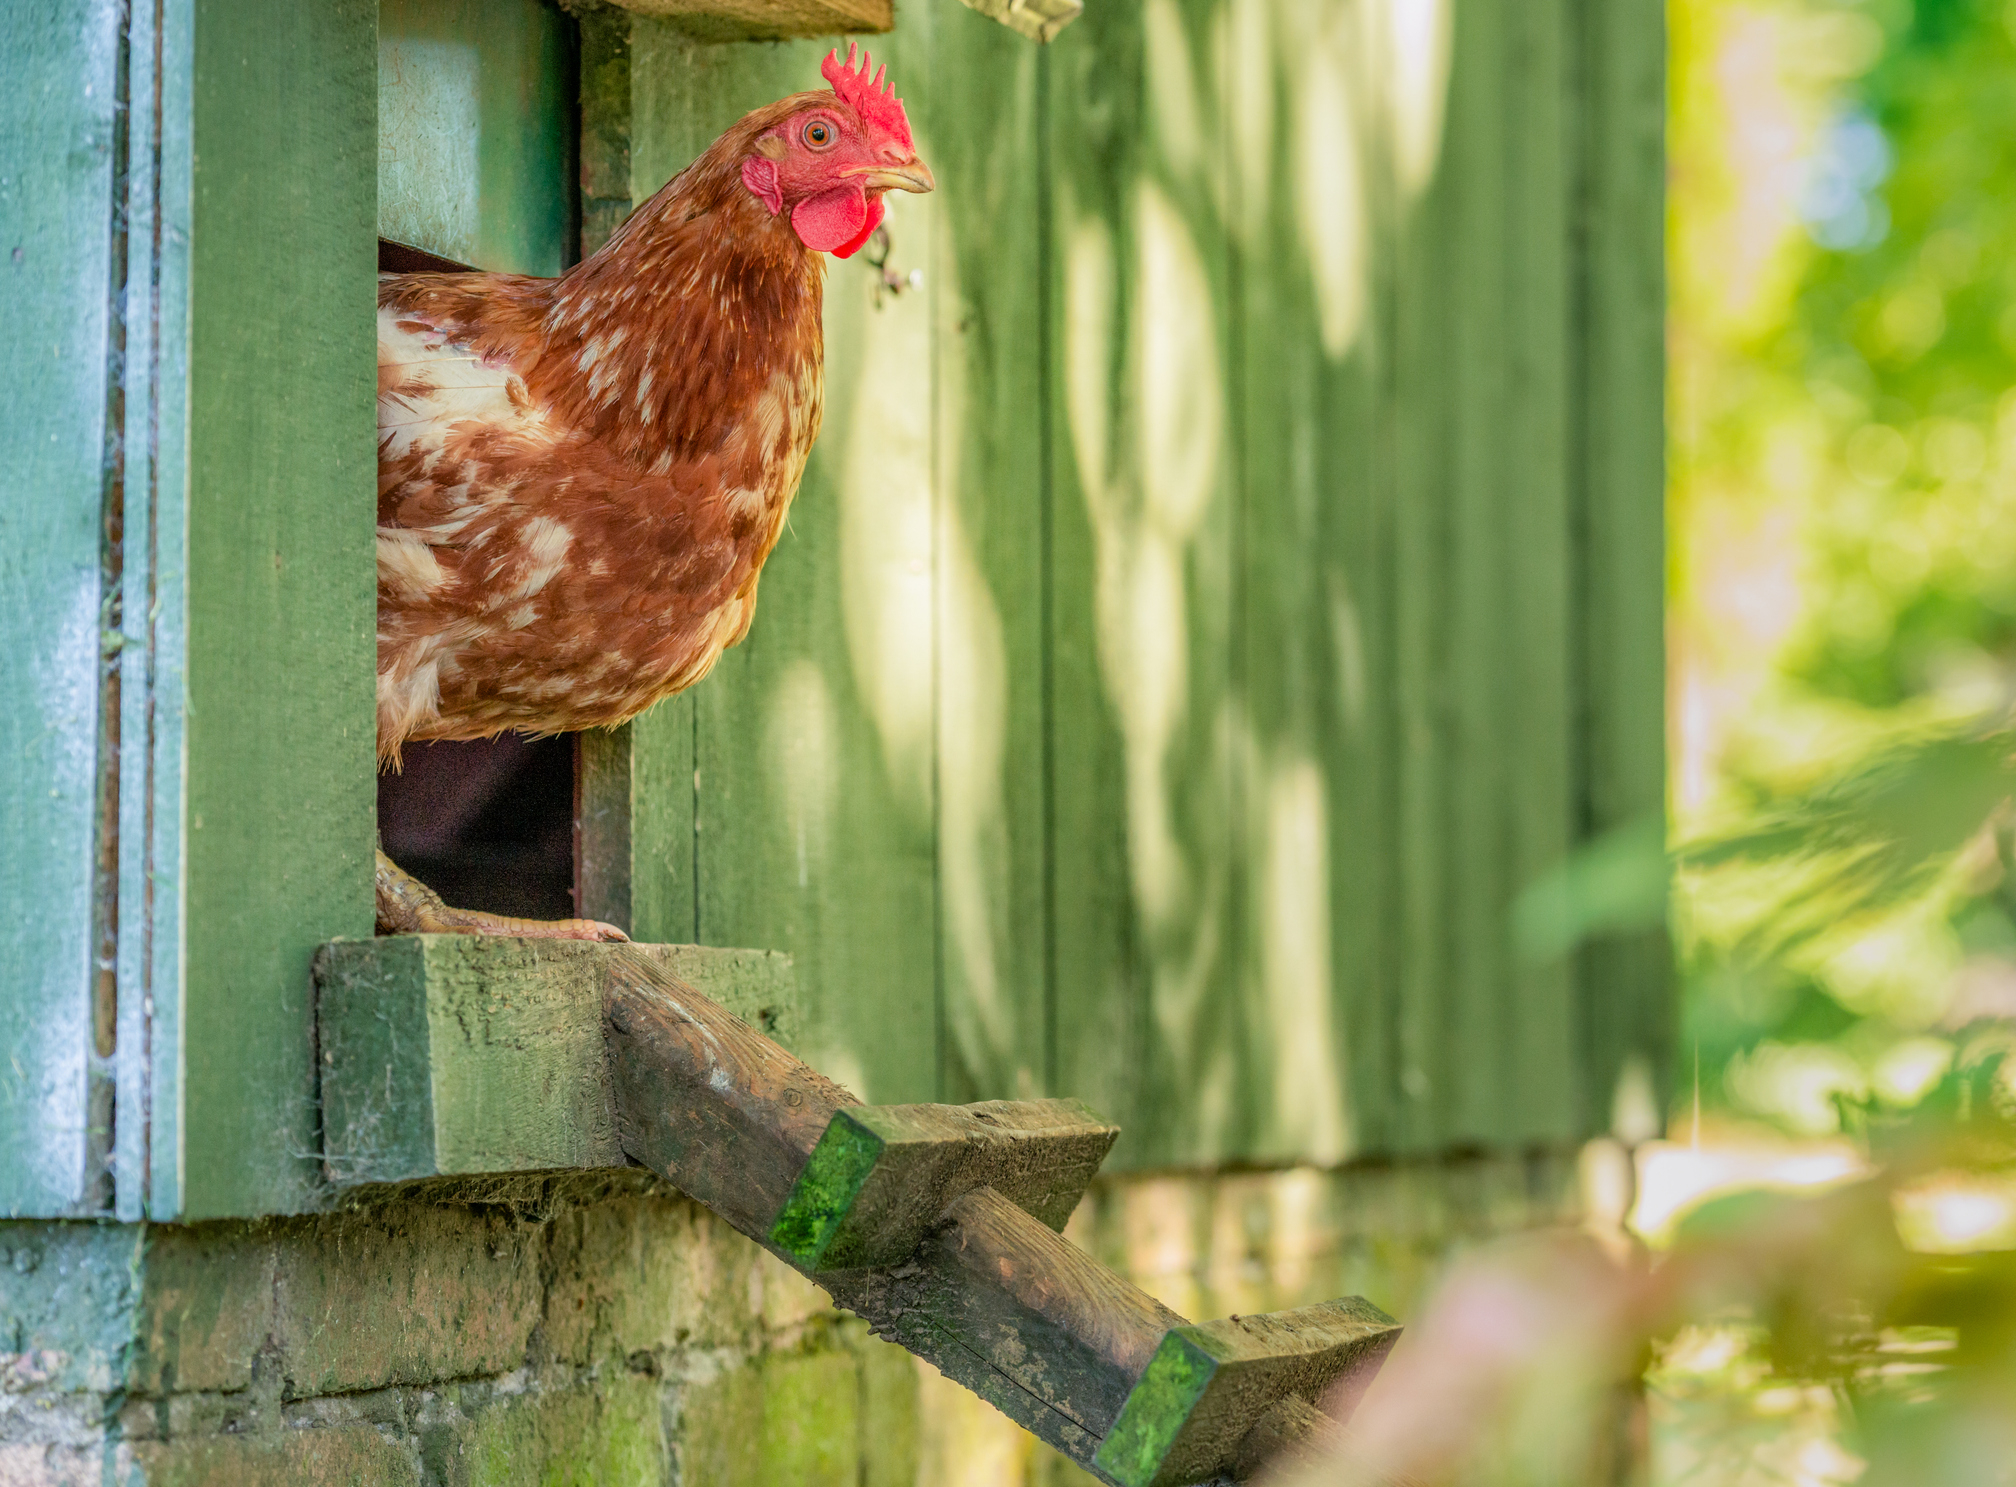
[1324,2,2016,1482]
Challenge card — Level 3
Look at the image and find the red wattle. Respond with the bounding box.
[831,196,886,260]
[790,185,869,254]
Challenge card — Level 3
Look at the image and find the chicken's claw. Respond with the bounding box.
[375,849,630,942]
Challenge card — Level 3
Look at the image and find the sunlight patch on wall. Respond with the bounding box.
[764,659,837,894]
[1146,0,1207,183]
[931,315,1016,1078]
[1382,0,1452,203]
[1288,3,1370,358]
[1261,755,1349,1164]
[1225,0,1275,229]
[838,207,937,822]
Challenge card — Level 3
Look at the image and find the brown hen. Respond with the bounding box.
[373,47,932,939]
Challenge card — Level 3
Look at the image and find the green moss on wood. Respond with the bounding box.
[768,1111,885,1267]
[1091,1332,1217,1487]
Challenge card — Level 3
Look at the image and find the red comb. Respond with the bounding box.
[821,44,914,155]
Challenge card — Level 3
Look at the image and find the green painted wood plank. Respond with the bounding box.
[1442,0,1514,1147]
[1047,0,1245,1169]
[176,0,378,1218]
[928,4,1049,1105]
[1387,0,1460,1156]
[1230,0,1382,1165]
[378,0,578,275]
[631,698,700,943]
[1572,0,1671,1131]
[1500,0,1579,1143]
[0,0,122,1217]
[1339,0,1406,1161]
[625,25,941,1107]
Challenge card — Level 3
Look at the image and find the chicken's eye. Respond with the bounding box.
[803,119,836,149]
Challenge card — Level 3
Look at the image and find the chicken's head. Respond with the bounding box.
[741,45,934,260]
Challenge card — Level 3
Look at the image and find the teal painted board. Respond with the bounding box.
[378,0,577,274]
[176,0,378,1218]
[626,26,942,1107]
[132,0,198,1222]
[0,0,121,1216]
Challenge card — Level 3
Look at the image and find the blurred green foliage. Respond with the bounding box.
[1672,0,2016,1136]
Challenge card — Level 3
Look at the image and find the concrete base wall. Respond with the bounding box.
[0,1153,1581,1485]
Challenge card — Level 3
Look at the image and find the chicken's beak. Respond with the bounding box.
[856,159,935,194]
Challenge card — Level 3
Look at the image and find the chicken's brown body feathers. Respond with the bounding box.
[375,95,829,762]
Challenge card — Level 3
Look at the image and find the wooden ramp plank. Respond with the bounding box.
[600,946,1400,1485]
[1095,1299,1401,1487]
[771,1098,1119,1270]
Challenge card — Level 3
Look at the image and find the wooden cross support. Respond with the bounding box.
[602,948,1400,1486]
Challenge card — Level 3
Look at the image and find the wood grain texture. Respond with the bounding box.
[0,0,122,1217]
[318,937,799,1186]
[1095,1298,1400,1487]
[576,725,635,933]
[770,1097,1118,1269]
[606,943,853,1235]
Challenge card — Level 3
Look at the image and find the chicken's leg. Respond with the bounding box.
[374,849,628,941]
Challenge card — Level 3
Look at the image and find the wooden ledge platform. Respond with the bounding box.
[315,936,797,1186]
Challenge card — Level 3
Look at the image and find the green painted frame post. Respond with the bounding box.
[1,0,377,1221]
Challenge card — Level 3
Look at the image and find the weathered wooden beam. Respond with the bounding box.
[770,1098,1119,1270]
[601,947,1401,1485]
[1095,1301,1402,1487]
[596,0,891,42]
[604,951,1117,1252]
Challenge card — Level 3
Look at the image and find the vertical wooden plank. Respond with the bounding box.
[0,0,121,1217]
[630,700,699,944]
[116,0,169,1221]
[577,3,633,256]
[1500,0,1579,1143]
[1231,0,1380,1166]
[1045,0,1145,1155]
[1048,0,1241,1167]
[1441,0,1513,1147]
[1339,0,1405,1160]
[1386,0,1458,1156]
[929,6,1048,1104]
[626,26,942,1105]
[175,0,378,1218]
[1572,0,1671,1131]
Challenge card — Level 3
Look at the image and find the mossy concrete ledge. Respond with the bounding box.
[315,937,798,1187]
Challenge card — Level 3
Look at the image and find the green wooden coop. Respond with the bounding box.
[1,0,1666,1478]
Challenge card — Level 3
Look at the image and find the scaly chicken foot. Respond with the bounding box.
[374,849,629,942]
